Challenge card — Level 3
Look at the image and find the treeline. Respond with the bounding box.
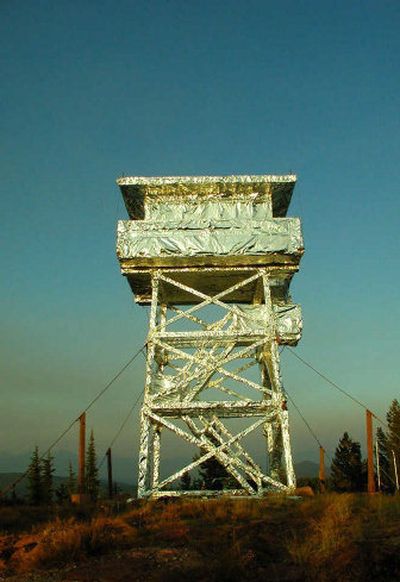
[4,400,400,503]
[330,399,399,493]
[21,430,99,506]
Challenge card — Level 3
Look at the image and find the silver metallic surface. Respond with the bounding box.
[116,175,303,498]
[121,265,299,305]
[117,174,296,219]
[116,217,303,262]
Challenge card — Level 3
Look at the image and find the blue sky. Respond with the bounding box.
[1,0,399,481]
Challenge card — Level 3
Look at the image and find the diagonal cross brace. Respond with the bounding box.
[155,271,265,333]
[204,416,286,490]
[155,338,273,396]
[184,416,255,494]
[147,412,270,491]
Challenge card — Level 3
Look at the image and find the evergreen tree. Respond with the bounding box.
[198,454,234,490]
[67,461,76,495]
[55,483,69,504]
[41,453,55,504]
[191,477,203,490]
[195,432,237,490]
[179,471,192,490]
[330,432,364,492]
[85,430,99,501]
[27,446,43,505]
[376,427,392,492]
[199,458,226,490]
[387,399,400,489]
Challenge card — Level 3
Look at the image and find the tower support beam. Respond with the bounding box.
[116,174,304,499]
[136,269,297,498]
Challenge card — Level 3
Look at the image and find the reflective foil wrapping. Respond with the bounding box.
[234,304,302,346]
[117,174,296,220]
[117,216,303,261]
[116,175,303,498]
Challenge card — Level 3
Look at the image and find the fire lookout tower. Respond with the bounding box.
[116,175,304,498]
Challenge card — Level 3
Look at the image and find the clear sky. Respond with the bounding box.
[1,0,399,481]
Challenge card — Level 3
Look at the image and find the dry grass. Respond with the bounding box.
[11,516,137,572]
[0,505,53,534]
[287,494,359,580]
[287,493,400,581]
[1,494,400,580]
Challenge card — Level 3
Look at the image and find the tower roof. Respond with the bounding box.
[117,174,297,219]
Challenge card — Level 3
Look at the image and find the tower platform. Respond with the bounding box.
[117,175,304,303]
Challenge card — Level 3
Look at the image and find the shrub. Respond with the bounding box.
[287,494,361,581]
[13,517,137,572]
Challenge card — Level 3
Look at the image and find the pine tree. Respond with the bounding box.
[55,483,69,504]
[198,455,234,490]
[67,461,76,495]
[179,471,192,490]
[195,432,237,490]
[85,430,99,501]
[191,477,203,490]
[27,446,43,505]
[376,427,393,492]
[387,399,400,488]
[330,432,364,492]
[41,453,55,504]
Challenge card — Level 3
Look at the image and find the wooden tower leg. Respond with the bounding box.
[107,448,113,499]
[319,446,325,493]
[78,412,86,495]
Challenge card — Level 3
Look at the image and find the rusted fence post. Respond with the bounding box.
[107,447,113,499]
[319,446,326,493]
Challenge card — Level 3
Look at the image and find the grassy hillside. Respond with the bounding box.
[0,494,399,581]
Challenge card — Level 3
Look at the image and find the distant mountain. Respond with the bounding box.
[0,473,27,497]
[0,450,138,485]
[0,473,136,499]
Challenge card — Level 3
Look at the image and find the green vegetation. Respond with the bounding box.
[179,471,192,491]
[27,446,42,506]
[67,461,76,496]
[26,448,56,505]
[11,430,100,507]
[26,446,55,506]
[85,430,100,502]
[41,453,55,504]
[330,432,364,492]
[328,398,400,494]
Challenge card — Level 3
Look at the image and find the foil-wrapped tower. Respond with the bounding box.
[116,175,304,498]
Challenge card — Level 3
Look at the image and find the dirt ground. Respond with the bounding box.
[1,495,400,581]
[2,546,301,582]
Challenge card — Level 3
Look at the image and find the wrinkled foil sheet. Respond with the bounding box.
[235,304,302,345]
[117,217,303,260]
[116,175,296,220]
[147,200,273,223]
